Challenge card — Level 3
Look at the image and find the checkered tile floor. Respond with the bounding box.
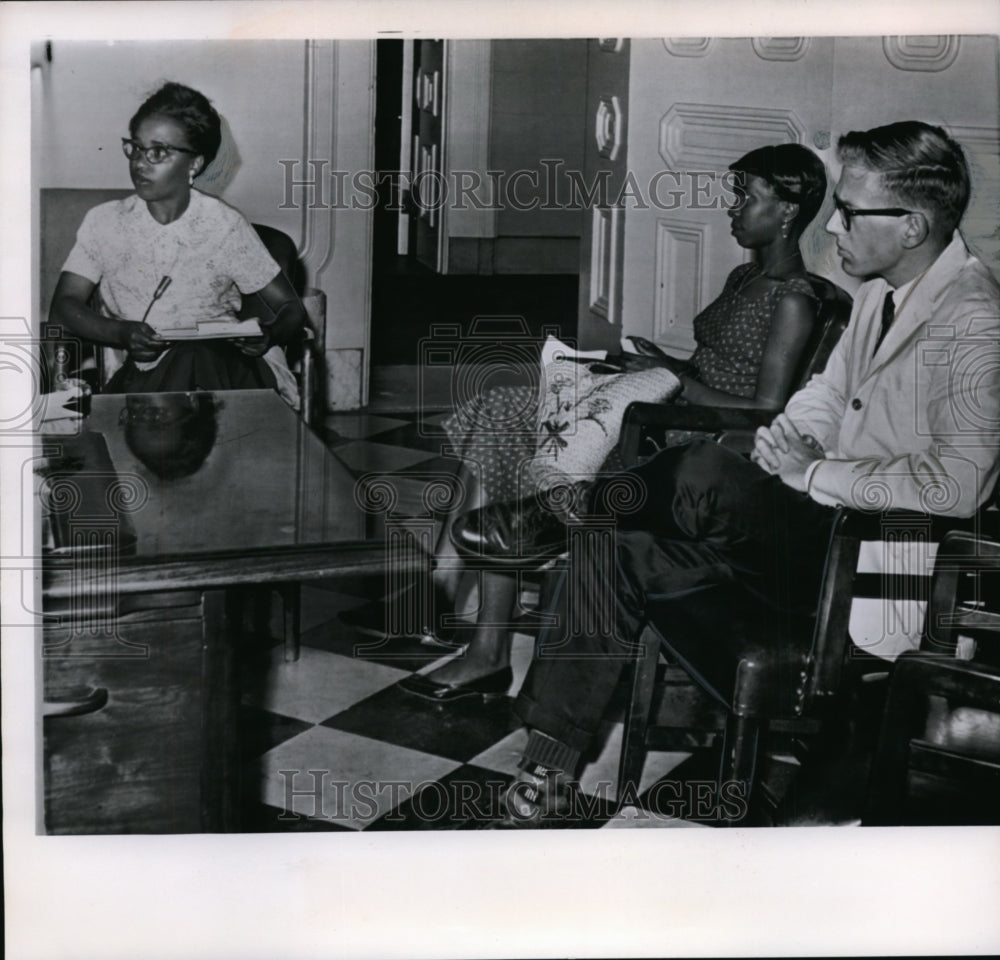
[237,400,868,831]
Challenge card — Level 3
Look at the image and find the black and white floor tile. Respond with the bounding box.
[237,396,872,831]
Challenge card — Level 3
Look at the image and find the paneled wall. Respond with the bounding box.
[576,38,632,354]
[579,36,1000,355]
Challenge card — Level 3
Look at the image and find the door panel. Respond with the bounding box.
[412,39,445,271]
[576,39,631,353]
[621,37,835,355]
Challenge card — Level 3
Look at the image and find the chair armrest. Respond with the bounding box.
[863,649,1000,825]
[619,401,775,466]
[836,508,983,542]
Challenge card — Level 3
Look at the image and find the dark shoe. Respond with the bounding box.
[418,627,472,651]
[398,666,513,704]
[450,496,571,565]
[489,764,579,829]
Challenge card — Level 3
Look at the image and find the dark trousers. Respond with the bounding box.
[513,438,838,753]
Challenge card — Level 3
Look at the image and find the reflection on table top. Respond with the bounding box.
[42,390,369,564]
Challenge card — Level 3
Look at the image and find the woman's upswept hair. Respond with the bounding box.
[837,121,970,237]
[129,82,222,172]
[123,393,221,481]
[729,143,827,232]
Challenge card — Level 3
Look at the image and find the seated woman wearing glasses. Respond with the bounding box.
[49,82,304,398]
[363,143,831,703]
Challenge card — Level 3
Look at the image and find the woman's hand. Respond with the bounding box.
[119,321,166,362]
[234,331,272,358]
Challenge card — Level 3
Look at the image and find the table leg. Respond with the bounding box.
[201,589,242,832]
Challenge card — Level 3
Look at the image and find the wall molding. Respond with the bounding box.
[590,206,620,325]
[662,38,714,58]
[301,39,338,288]
[882,36,960,72]
[653,219,710,342]
[751,37,810,61]
[945,122,1000,283]
[595,94,623,161]
[659,102,806,168]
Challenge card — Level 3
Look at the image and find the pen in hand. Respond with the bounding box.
[123,276,171,360]
[140,276,172,326]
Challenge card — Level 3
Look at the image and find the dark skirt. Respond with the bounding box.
[105,342,277,395]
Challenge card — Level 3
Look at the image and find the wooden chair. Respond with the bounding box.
[862,529,1000,825]
[616,507,992,822]
[235,223,324,427]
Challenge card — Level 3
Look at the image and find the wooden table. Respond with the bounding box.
[40,390,392,833]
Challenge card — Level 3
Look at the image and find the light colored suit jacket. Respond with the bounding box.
[786,233,1000,518]
[784,234,1000,658]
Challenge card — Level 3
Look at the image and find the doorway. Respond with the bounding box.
[368,40,580,400]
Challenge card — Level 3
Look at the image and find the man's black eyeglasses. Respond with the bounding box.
[834,196,915,232]
[122,138,198,165]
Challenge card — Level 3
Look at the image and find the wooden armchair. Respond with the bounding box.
[862,529,1000,825]
[618,507,991,823]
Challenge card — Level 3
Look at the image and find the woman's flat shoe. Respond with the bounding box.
[418,626,474,650]
[398,666,514,704]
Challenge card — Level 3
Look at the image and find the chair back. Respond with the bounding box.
[922,529,1000,662]
[239,224,306,303]
[791,274,853,390]
[238,224,324,423]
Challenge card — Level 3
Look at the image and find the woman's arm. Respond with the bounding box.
[49,271,165,361]
[678,291,816,411]
[236,272,307,357]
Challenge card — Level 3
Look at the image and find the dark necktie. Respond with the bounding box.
[873,290,895,356]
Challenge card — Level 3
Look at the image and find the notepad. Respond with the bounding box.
[154,318,263,341]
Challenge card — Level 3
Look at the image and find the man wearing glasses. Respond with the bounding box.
[493,120,1000,827]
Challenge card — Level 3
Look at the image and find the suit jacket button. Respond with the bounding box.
[851,398,863,410]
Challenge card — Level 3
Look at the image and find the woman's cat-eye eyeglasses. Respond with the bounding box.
[122,138,198,165]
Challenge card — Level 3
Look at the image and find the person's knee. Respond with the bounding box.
[654,437,736,491]
[677,436,732,469]
[657,438,750,531]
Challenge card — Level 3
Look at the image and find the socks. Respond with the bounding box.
[522,730,580,779]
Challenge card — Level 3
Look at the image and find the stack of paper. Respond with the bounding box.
[156,318,263,340]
